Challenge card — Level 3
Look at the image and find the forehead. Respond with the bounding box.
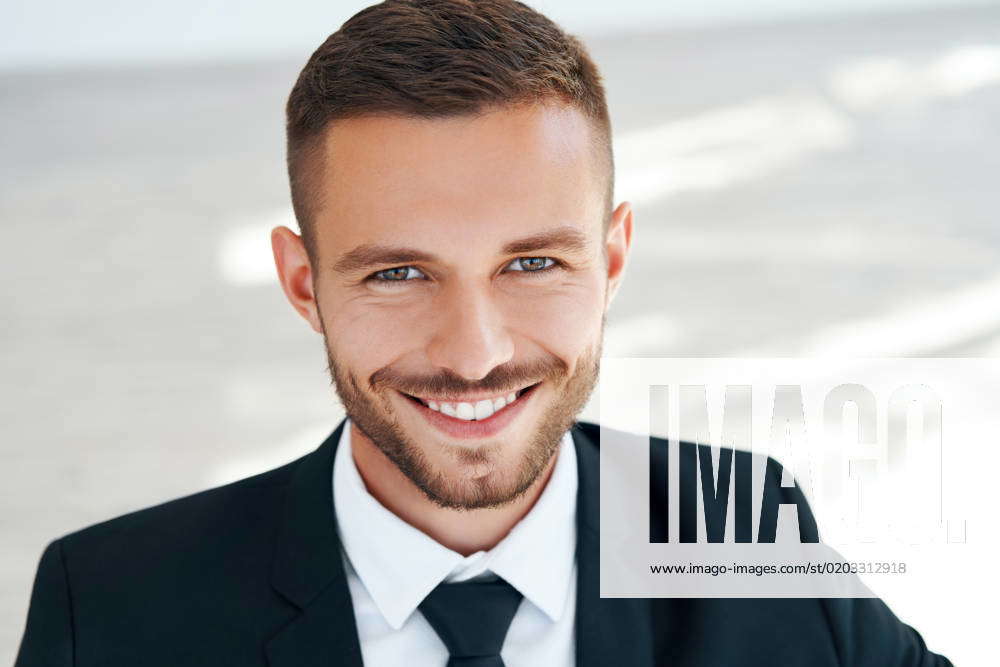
[312,103,606,253]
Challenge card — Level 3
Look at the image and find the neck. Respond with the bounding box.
[349,422,559,556]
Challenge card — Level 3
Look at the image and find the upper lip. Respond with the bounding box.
[401,382,537,403]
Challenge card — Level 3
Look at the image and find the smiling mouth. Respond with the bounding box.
[400,383,539,421]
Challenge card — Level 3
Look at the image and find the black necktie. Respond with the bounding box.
[418,577,524,667]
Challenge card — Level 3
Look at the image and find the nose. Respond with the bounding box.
[425,283,515,381]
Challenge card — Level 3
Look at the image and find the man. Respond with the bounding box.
[16,1,951,665]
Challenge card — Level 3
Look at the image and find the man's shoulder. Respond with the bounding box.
[575,420,726,460]
[575,421,669,449]
[54,453,306,579]
[577,419,775,463]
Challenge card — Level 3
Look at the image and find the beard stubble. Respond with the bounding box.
[325,340,601,510]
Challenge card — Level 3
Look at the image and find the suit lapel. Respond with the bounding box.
[572,423,657,667]
[266,420,364,667]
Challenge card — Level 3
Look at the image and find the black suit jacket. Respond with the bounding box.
[16,421,951,666]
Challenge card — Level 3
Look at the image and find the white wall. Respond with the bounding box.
[2,0,995,69]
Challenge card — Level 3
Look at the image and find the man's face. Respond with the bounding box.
[274,103,631,509]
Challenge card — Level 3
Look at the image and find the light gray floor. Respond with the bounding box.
[3,4,998,662]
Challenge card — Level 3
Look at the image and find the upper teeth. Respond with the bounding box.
[424,392,519,421]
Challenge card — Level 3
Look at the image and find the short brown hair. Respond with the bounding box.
[285,0,612,256]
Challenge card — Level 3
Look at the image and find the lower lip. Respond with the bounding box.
[401,386,538,439]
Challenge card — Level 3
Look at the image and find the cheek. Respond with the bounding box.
[321,291,438,371]
[501,273,606,355]
[321,272,607,370]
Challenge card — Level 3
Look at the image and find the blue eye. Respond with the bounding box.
[373,266,426,282]
[506,257,556,272]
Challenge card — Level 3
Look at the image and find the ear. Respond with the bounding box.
[604,201,634,308]
[271,226,323,333]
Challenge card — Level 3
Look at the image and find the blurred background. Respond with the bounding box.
[3,0,998,662]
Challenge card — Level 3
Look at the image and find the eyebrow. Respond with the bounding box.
[332,226,590,274]
[501,226,589,255]
[332,246,437,274]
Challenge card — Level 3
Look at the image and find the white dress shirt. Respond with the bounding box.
[332,420,577,666]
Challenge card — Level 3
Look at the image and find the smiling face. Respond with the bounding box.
[273,102,632,509]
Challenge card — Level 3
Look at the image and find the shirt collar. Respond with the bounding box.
[332,420,577,629]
